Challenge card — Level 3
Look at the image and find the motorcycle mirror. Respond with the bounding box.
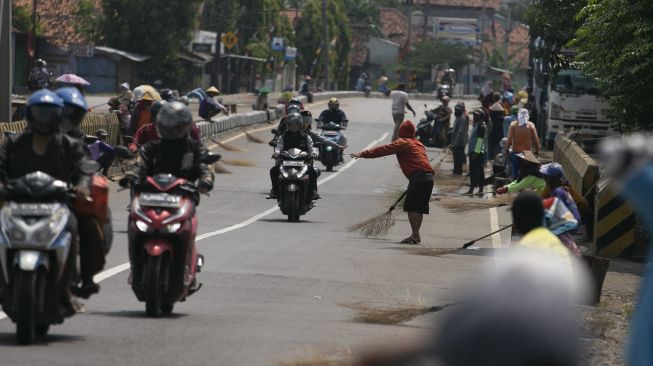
[271,129,278,135]
[114,145,135,159]
[202,153,221,165]
[80,160,100,175]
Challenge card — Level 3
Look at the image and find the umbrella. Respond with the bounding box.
[56,74,91,86]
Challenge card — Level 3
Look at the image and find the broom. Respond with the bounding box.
[210,137,246,152]
[408,225,514,257]
[348,190,407,237]
[341,301,457,325]
[213,162,232,174]
[221,158,256,167]
[242,128,265,143]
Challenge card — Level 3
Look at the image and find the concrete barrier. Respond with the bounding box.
[553,134,600,201]
[595,178,636,257]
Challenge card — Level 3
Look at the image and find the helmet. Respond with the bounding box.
[156,101,193,140]
[26,89,64,134]
[35,59,47,68]
[302,113,312,131]
[150,100,168,124]
[286,112,303,133]
[96,128,108,137]
[286,97,303,113]
[328,97,339,111]
[539,163,565,179]
[55,87,88,133]
[160,89,175,101]
[286,104,301,114]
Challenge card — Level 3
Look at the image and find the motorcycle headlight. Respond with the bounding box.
[164,222,182,233]
[326,146,333,151]
[135,220,151,232]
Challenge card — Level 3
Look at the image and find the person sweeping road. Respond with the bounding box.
[351,120,434,244]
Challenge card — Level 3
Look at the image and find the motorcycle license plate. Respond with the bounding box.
[10,203,57,216]
[282,161,304,167]
[323,131,339,136]
[139,193,181,208]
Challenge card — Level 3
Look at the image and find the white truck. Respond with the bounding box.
[529,45,615,149]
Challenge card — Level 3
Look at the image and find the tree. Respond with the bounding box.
[97,0,203,88]
[526,0,587,72]
[295,0,352,89]
[572,0,653,131]
[403,40,471,76]
[12,3,43,34]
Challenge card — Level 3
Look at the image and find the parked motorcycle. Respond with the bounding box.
[416,106,437,147]
[276,148,313,222]
[0,172,78,344]
[116,147,220,317]
[318,121,345,172]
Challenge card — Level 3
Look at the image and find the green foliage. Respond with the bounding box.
[405,40,471,75]
[572,0,653,131]
[98,0,202,87]
[12,3,43,34]
[295,0,352,88]
[75,0,102,42]
[526,0,587,72]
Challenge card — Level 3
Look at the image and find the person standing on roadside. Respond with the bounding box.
[468,109,488,194]
[351,120,434,245]
[451,102,469,175]
[390,83,416,141]
[505,108,541,179]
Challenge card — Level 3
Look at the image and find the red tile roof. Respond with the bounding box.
[14,0,101,49]
[379,8,409,48]
[409,0,501,9]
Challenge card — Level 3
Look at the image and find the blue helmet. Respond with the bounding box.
[56,87,88,133]
[26,89,64,134]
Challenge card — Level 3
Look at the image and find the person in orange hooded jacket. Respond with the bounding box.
[351,120,435,244]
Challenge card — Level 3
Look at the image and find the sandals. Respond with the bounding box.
[400,237,421,245]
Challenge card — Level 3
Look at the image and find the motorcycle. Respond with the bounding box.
[318,121,345,172]
[115,147,220,317]
[0,172,78,344]
[276,148,313,222]
[416,106,437,147]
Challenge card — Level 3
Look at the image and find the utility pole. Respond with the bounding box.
[478,0,488,85]
[503,3,514,70]
[1,0,13,122]
[321,0,329,90]
[212,0,231,90]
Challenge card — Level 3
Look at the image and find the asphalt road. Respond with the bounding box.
[0,98,512,365]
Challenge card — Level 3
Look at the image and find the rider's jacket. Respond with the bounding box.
[318,109,348,127]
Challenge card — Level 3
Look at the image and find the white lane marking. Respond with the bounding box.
[489,206,501,248]
[88,131,388,286]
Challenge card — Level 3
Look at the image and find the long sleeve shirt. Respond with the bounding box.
[359,138,434,179]
[505,175,546,194]
[451,115,469,148]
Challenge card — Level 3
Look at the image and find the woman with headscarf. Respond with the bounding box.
[505,108,541,179]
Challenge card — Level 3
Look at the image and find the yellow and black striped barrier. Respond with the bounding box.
[595,178,636,257]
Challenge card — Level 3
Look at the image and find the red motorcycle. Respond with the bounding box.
[117,147,219,317]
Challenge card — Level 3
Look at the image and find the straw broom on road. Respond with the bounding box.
[341,301,457,325]
[242,128,265,143]
[210,137,246,152]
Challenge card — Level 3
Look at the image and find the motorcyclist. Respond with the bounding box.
[0,89,93,314]
[55,87,113,299]
[300,75,313,103]
[27,59,51,92]
[270,98,305,143]
[269,112,319,200]
[317,98,348,153]
[432,96,452,147]
[124,101,213,293]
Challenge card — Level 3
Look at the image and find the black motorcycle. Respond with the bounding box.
[318,121,345,172]
[277,148,313,222]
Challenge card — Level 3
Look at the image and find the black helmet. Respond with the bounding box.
[286,112,303,133]
[35,59,47,68]
[150,100,168,124]
[328,97,339,111]
[286,97,303,113]
[160,88,175,101]
[156,101,193,140]
[26,89,63,134]
[286,104,301,114]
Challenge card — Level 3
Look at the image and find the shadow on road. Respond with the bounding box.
[89,310,189,319]
[0,332,85,346]
[259,218,323,224]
